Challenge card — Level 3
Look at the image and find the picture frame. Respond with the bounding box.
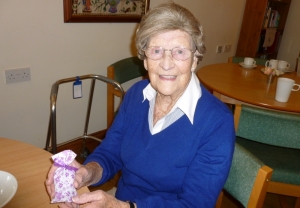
[64,0,150,23]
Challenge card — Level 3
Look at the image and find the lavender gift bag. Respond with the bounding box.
[51,150,78,203]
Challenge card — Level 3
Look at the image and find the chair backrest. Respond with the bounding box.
[107,56,148,127]
[228,56,267,66]
[216,143,273,208]
[235,104,300,149]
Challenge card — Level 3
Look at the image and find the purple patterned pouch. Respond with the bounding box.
[51,150,78,203]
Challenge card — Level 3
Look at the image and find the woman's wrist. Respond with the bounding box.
[84,162,103,185]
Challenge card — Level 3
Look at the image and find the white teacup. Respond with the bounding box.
[244,57,256,66]
[265,59,278,70]
[275,78,300,102]
[277,60,290,71]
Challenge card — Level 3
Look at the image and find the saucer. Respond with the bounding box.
[279,68,293,73]
[239,62,257,69]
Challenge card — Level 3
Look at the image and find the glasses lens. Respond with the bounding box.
[172,48,192,61]
[145,47,163,60]
[144,47,193,61]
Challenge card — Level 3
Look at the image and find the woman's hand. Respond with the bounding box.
[61,190,130,208]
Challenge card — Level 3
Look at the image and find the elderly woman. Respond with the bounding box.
[46,2,235,208]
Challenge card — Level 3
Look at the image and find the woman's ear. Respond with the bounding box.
[191,55,198,72]
[143,59,148,71]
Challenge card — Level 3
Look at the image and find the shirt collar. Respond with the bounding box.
[142,72,201,124]
[143,82,156,102]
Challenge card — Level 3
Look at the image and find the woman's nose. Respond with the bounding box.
[159,51,175,70]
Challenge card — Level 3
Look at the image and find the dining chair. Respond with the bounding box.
[215,143,272,208]
[107,56,148,127]
[234,104,300,208]
[228,56,267,66]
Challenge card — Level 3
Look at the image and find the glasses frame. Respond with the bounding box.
[143,46,196,61]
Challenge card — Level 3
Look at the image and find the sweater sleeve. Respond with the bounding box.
[83,83,131,184]
[83,80,150,185]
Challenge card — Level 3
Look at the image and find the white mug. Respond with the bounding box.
[275,78,300,102]
[265,59,278,70]
[244,57,256,66]
[277,60,290,71]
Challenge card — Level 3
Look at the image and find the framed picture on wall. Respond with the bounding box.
[64,0,150,23]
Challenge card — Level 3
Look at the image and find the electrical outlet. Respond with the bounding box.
[224,44,232,52]
[216,45,223,53]
[5,67,31,84]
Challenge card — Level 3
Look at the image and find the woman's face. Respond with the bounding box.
[144,30,198,99]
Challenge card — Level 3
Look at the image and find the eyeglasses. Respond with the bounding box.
[143,46,195,61]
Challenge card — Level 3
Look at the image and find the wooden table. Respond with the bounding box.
[197,63,300,113]
[0,138,89,207]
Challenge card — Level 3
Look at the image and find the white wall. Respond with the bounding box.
[277,0,300,70]
[0,0,245,148]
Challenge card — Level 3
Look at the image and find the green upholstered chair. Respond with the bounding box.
[107,56,148,127]
[228,56,268,66]
[234,104,300,208]
[215,143,272,208]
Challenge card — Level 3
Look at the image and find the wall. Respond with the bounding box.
[0,0,245,148]
[277,0,300,70]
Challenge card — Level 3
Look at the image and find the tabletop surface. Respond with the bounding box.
[197,63,300,113]
[0,138,89,208]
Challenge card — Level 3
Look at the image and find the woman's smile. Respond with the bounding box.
[159,75,177,80]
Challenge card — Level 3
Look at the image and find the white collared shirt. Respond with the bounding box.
[142,72,202,135]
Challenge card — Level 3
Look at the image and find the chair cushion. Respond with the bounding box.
[236,137,300,186]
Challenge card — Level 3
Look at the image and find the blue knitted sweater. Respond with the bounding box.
[84,79,235,208]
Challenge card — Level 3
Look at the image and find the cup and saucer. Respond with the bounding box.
[239,62,257,69]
